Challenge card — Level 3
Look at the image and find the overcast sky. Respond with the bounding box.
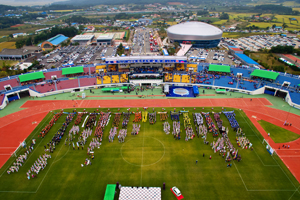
[1,0,66,6]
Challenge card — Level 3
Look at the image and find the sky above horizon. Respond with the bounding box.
[1,0,66,6]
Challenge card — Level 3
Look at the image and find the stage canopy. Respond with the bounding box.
[19,71,45,82]
[250,69,279,80]
[62,66,84,75]
[208,64,231,73]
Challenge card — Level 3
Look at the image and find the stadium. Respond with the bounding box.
[1,52,300,199]
[167,21,223,48]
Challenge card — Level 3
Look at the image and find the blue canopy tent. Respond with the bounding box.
[193,86,199,96]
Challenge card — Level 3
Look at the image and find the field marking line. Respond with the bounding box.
[280,155,300,157]
[233,162,248,191]
[140,125,145,186]
[0,154,12,156]
[120,137,165,167]
[0,147,19,149]
[253,149,279,167]
[35,134,67,193]
[288,186,300,200]
[0,113,52,178]
[0,190,36,193]
[239,110,298,190]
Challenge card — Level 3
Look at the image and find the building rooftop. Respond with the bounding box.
[97,33,115,40]
[71,35,95,41]
[47,34,69,46]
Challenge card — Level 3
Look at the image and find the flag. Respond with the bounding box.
[234,150,238,159]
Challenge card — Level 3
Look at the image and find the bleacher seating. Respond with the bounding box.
[103,76,111,84]
[0,93,5,104]
[57,79,79,90]
[111,75,119,83]
[80,78,96,87]
[173,75,181,82]
[44,71,64,80]
[96,77,102,84]
[0,78,19,90]
[32,83,56,93]
[121,74,128,83]
[181,75,190,83]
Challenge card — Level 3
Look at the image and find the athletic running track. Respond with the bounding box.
[0,98,300,183]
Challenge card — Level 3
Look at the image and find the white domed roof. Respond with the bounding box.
[167,21,223,41]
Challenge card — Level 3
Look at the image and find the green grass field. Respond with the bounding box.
[258,120,300,143]
[0,107,299,200]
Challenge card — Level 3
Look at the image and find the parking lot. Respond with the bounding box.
[224,35,300,52]
[186,48,233,65]
[37,45,104,68]
[132,28,159,55]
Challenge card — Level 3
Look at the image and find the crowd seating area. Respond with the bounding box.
[121,74,128,83]
[0,78,19,90]
[1,63,300,109]
[111,75,120,83]
[32,83,56,93]
[173,75,181,82]
[80,78,96,87]
[187,64,198,72]
[44,71,64,80]
[96,77,102,85]
[57,79,79,90]
[176,64,185,71]
[103,76,111,84]
[181,75,190,83]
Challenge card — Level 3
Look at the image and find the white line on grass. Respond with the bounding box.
[140,126,145,186]
[233,162,248,191]
[35,135,66,193]
[288,186,300,200]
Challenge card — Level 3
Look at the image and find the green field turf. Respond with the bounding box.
[0,107,299,200]
[258,120,300,143]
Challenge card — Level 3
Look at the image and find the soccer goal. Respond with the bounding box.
[262,139,276,156]
[12,140,26,157]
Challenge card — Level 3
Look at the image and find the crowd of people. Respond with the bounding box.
[85,114,97,129]
[26,154,51,179]
[202,112,218,137]
[39,112,62,138]
[213,113,223,130]
[122,112,130,128]
[131,124,140,135]
[237,136,252,150]
[133,112,142,123]
[183,112,195,141]
[108,127,118,142]
[7,143,35,174]
[163,122,170,134]
[172,121,181,139]
[74,113,85,125]
[223,111,239,130]
[142,111,148,122]
[149,112,156,125]
[95,112,110,141]
[159,112,168,121]
[112,113,121,127]
[118,129,127,143]
[193,113,204,126]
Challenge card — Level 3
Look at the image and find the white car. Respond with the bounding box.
[172,187,181,197]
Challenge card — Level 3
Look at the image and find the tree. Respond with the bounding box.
[15,39,25,49]
[219,12,229,20]
[282,23,288,29]
[167,47,175,55]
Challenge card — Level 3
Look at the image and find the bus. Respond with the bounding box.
[47,59,56,63]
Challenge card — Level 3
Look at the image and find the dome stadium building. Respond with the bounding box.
[167,22,223,48]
